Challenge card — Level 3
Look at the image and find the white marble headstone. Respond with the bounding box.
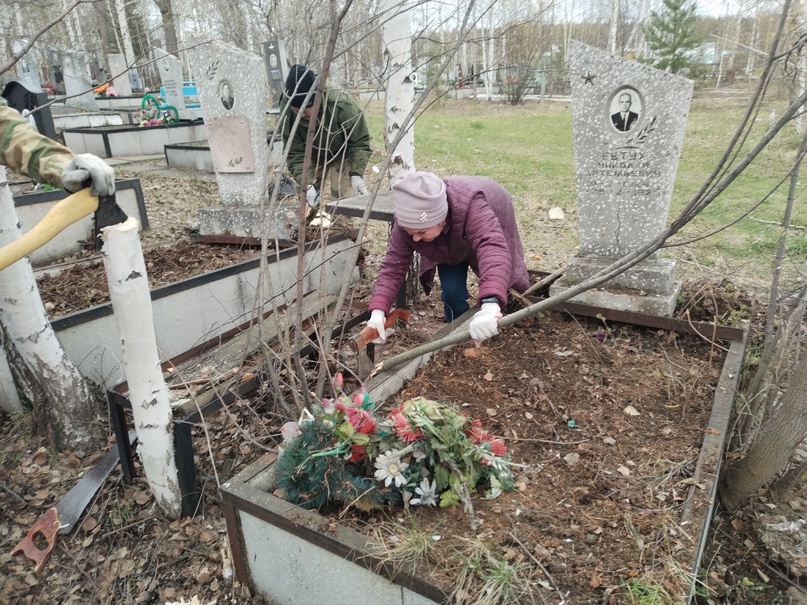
[107,54,133,97]
[549,41,693,316]
[62,52,98,110]
[153,47,186,111]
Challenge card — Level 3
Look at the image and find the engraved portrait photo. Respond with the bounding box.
[609,87,642,133]
[220,80,235,110]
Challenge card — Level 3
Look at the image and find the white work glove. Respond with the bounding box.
[367,309,387,343]
[469,302,502,342]
[351,174,368,196]
[306,185,320,209]
[61,153,116,197]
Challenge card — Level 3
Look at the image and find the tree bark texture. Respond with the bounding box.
[720,353,807,510]
[153,0,178,54]
[382,0,415,184]
[0,168,104,450]
[101,217,181,519]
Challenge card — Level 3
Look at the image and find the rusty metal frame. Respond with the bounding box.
[220,453,451,603]
[107,306,370,518]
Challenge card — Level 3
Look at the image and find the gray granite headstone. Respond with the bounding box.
[263,40,288,111]
[549,40,693,316]
[107,54,133,97]
[153,47,186,111]
[190,38,297,240]
[129,70,143,92]
[62,52,98,110]
[12,40,42,91]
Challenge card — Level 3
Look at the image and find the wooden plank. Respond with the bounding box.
[326,190,395,222]
[165,292,335,388]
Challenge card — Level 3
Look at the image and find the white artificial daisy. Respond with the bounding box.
[374,451,409,488]
[410,477,437,506]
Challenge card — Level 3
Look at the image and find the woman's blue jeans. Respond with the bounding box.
[438,262,470,322]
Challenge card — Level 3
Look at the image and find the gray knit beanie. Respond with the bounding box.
[392,172,448,229]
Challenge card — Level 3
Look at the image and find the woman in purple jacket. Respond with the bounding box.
[367,171,530,342]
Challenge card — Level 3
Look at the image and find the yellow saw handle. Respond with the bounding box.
[0,188,99,272]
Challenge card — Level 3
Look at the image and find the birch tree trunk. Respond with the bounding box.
[0,168,104,449]
[153,0,179,54]
[608,0,619,54]
[485,1,495,100]
[63,0,81,51]
[382,0,416,183]
[114,0,137,67]
[102,217,181,519]
[747,6,760,77]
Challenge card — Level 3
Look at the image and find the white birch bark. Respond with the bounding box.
[609,0,620,54]
[102,217,181,519]
[747,11,759,77]
[484,0,495,100]
[0,168,102,446]
[382,0,416,184]
[115,0,137,67]
[63,0,80,51]
[107,0,126,64]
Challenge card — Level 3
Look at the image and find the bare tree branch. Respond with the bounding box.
[0,0,95,77]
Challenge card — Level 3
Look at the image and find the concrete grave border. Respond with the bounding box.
[220,306,745,605]
[14,178,147,266]
[0,235,358,410]
[63,120,208,157]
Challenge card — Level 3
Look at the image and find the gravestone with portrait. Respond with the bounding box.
[62,51,98,110]
[189,38,298,241]
[263,40,289,111]
[549,40,693,316]
[129,70,143,92]
[106,53,133,97]
[153,47,187,115]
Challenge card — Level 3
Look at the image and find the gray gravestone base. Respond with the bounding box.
[550,256,681,316]
[198,203,300,241]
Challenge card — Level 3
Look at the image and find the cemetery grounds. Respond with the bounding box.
[1,92,804,604]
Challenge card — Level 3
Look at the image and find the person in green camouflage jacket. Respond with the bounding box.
[280,65,371,209]
[0,97,115,196]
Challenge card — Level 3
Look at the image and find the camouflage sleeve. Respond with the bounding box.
[0,97,74,188]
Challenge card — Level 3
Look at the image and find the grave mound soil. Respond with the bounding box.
[314,310,727,604]
[0,287,788,605]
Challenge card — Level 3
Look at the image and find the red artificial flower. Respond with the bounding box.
[346,408,377,435]
[488,438,507,457]
[353,390,370,407]
[349,444,366,462]
[333,372,344,389]
[389,409,423,443]
[465,418,485,444]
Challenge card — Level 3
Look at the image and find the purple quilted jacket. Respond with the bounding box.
[368,175,530,313]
